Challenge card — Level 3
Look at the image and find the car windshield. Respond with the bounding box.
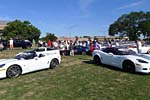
[117,49,137,55]
[102,47,137,55]
[15,51,37,60]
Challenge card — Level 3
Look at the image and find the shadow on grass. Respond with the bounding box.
[83,60,123,71]
[82,60,94,64]
[82,60,149,75]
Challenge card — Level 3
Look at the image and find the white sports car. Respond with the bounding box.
[128,46,150,54]
[0,50,61,78]
[93,47,150,73]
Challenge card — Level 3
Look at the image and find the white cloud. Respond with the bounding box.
[118,0,144,10]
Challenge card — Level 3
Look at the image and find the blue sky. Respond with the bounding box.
[0,0,149,37]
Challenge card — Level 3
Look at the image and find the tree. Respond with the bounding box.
[2,20,41,42]
[94,36,98,41]
[45,33,57,42]
[109,11,150,41]
[139,12,150,38]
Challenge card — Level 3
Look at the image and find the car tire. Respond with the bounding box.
[94,55,101,65]
[147,49,150,54]
[6,65,22,78]
[50,59,59,69]
[123,60,135,73]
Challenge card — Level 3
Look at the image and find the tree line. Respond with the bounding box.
[2,20,40,42]
[1,20,57,42]
[109,11,150,41]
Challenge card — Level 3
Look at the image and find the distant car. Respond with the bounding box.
[73,46,90,55]
[0,49,61,78]
[14,40,32,49]
[93,47,150,73]
[143,41,150,46]
[128,45,150,54]
[7,39,32,49]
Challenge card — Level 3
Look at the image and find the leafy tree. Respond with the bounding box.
[109,11,150,41]
[45,33,57,42]
[139,12,150,38]
[94,36,98,41]
[2,20,41,42]
[75,36,78,40]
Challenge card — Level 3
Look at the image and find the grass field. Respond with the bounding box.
[0,49,150,100]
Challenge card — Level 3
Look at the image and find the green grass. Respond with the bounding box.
[0,49,150,100]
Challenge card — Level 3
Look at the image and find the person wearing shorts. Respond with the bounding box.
[9,38,14,50]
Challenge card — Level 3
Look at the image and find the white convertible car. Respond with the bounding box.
[93,47,150,73]
[0,49,61,78]
[128,46,150,54]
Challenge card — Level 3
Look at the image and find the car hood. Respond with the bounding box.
[0,59,18,65]
[137,54,150,60]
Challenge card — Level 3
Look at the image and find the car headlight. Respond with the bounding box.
[0,64,5,68]
[136,59,148,63]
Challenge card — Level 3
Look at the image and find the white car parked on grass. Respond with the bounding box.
[0,49,61,79]
[128,45,150,54]
[93,47,150,73]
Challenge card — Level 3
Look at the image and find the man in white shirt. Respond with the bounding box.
[136,39,142,54]
[9,38,14,50]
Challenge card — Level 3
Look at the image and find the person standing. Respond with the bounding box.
[108,40,112,47]
[0,41,4,51]
[136,39,142,54]
[32,39,36,48]
[47,40,51,47]
[69,42,74,56]
[115,41,119,47]
[9,38,14,50]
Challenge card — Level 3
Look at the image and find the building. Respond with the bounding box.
[95,36,129,41]
[0,20,8,39]
[57,36,129,42]
[57,37,90,42]
[0,20,7,30]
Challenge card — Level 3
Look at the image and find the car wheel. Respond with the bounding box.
[50,59,59,69]
[123,60,135,73]
[6,65,22,78]
[94,55,101,65]
[147,49,150,54]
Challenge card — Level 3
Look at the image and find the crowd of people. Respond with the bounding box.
[37,39,103,56]
[0,37,144,55]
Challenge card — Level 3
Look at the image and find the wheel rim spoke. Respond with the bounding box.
[50,60,58,68]
[7,66,20,77]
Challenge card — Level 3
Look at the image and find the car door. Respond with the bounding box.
[35,55,50,69]
[101,52,113,65]
[22,56,49,73]
[101,48,115,65]
[22,58,41,73]
[111,55,122,68]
